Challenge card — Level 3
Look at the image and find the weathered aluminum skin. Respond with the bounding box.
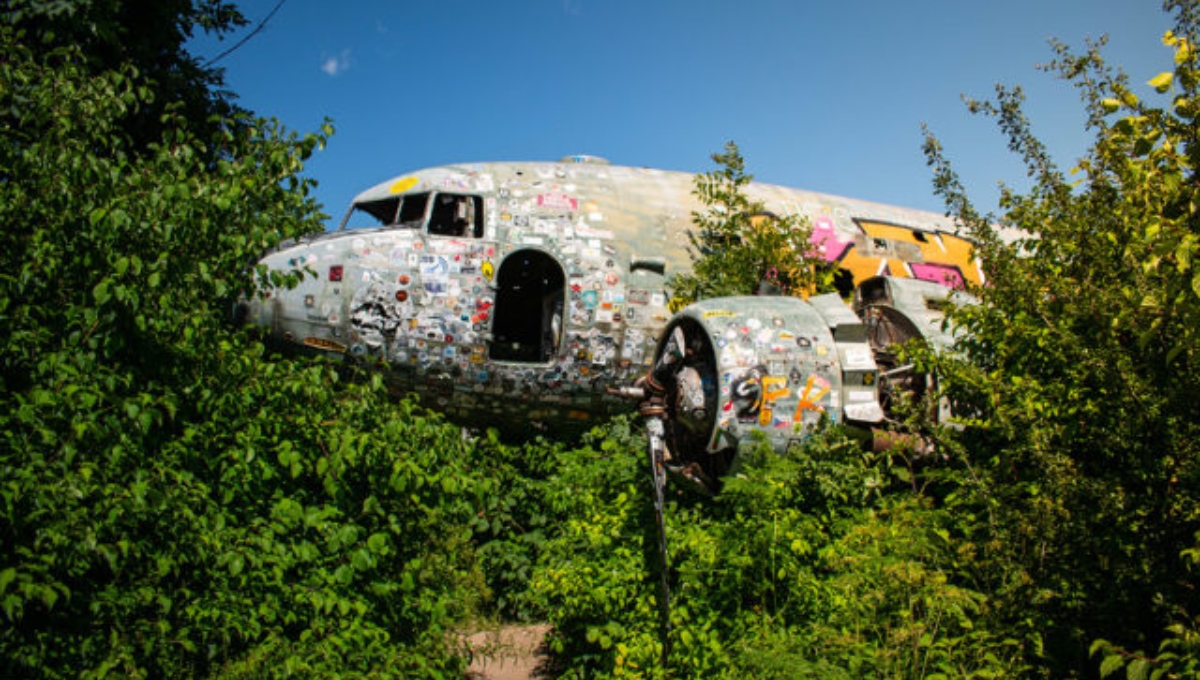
[244,157,974,439]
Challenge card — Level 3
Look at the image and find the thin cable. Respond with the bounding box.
[203,0,289,68]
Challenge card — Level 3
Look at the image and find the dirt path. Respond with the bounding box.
[463,624,552,680]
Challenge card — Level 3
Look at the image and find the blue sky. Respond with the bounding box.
[189,1,1174,228]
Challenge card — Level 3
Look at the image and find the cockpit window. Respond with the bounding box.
[340,191,483,236]
[429,193,484,238]
[397,193,429,226]
[341,193,430,230]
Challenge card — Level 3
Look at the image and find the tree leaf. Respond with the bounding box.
[1150,71,1174,93]
[1127,658,1151,680]
[1100,654,1124,678]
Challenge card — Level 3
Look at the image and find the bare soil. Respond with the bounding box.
[462,623,553,680]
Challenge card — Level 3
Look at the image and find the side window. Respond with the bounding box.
[428,193,484,238]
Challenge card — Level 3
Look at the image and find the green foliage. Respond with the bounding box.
[8,2,1200,678]
[463,431,561,622]
[5,0,249,155]
[529,426,1028,678]
[669,141,831,307]
[530,8,1200,674]
[0,25,489,677]
[528,418,664,678]
[1089,532,1200,680]
[921,1,1200,673]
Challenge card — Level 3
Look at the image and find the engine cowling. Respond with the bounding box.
[646,294,885,487]
[645,278,973,490]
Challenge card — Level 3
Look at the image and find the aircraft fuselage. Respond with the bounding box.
[243,156,976,439]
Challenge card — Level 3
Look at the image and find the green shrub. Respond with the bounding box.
[530,425,1027,678]
[0,28,489,677]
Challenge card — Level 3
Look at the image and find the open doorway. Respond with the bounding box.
[489,250,565,363]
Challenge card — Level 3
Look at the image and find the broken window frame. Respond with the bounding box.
[340,192,431,231]
[427,193,484,238]
[339,191,484,237]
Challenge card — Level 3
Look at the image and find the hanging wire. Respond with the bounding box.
[203,0,290,68]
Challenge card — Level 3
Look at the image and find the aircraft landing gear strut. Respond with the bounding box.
[638,385,672,671]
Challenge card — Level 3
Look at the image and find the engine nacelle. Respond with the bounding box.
[646,294,885,486]
[646,278,971,489]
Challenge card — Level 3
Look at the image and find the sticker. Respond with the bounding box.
[388,176,419,194]
[537,193,578,211]
[422,255,449,275]
[482,261,495,280]
[843,346,874,370]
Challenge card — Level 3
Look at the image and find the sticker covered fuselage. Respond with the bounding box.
[245,157,976,435]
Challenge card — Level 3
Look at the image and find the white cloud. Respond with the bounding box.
[321,49,351,77]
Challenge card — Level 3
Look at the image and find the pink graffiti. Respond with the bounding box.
[909,263,966,289]
[808,215,853,263]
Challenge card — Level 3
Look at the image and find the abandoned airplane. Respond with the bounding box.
[240,155,975,486]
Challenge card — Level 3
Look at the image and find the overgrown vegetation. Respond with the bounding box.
[528,2,1200,677]
[668,141,833,307]
[0,5,488,676]
[917,1,1200,672]
[3,0,1199,677]
[528,427,1031,679]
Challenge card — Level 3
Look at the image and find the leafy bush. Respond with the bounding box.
[922,4,1200,672]
[0,27,490,677]
[669,141,831,307]
[464,431,561,622]
[529,425,1028,678]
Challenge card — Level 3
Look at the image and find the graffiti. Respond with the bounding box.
[731,366,766,422]
[794,374,830,419]
[810,217,979,288]
[758,375,791,427]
